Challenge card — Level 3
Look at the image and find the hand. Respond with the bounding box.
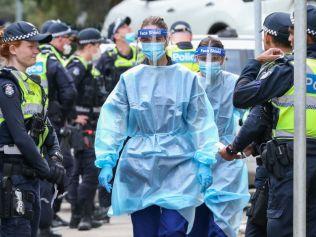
[256,48,284,64]
[48,162,66,186]
[243,144,255,157]
[75,115,89,126]
[99,166,113,193]
[197,163,213,193]
[219,147,240,161]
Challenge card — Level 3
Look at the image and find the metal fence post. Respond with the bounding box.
[254,0,262,57]
[294,1,307,237]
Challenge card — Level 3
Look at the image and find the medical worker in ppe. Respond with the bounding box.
[189,36,250,237]
[95,16,219,237]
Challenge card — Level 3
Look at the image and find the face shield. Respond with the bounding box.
[138,28,168,66]
[195,45,225,84]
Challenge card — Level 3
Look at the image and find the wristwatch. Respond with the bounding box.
[226,144,238,156]
[50,151,63,163]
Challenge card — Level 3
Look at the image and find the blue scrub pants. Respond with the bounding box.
[188,203,227,237]
[131,205,188,237]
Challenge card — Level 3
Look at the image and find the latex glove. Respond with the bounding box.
[197,163,213,193]
[99,166,113,193]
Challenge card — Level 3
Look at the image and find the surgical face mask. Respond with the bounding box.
[125,32,136,44]
[63,44,72,55]
[141,42,165,64]
[199,61,222,80]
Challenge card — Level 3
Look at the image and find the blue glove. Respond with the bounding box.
[98,165,113,193]
[197,163,213,193]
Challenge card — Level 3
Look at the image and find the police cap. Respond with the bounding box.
[107,16,131,40]
[170,21,192,34]
[47,21,75,38]
[1,21,52,43]
[77,27,107,45]
[291,5,316,37]
[261,12,291,41]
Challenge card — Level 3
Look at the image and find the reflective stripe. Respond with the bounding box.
[93,107,101,113]
[272,95,316,109]
[23,103,43,115]
[0,104,43,119]
[75,106,101,113]
[76,106,90,113]
[275,130,295,137]
[3,145,22,155]
[41,80,48,89]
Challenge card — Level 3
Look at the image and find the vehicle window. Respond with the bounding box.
[224,49,255,75]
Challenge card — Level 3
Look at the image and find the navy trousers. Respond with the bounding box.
[0,174,40,237]
[245,165,268,237]
[266,141,316,237]
[67,148,99,215]
[131,205,188,237]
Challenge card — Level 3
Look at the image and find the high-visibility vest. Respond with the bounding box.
[272,58,316,138]
[26,44,66,94]
[0,69,49,149]
[166,44,199,72]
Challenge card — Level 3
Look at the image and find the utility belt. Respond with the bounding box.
[0,145,37,178]
[60,124,96,153]
[0,145,36,220]
[260,138,293,180]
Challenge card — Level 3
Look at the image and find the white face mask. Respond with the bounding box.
[63,44,72,55]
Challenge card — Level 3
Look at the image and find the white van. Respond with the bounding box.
[102,0,316,36]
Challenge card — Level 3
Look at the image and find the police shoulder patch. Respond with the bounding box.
[259,69,273,80]
[2,83,15,97]
[72,67,80,76]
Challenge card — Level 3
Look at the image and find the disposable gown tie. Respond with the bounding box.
[95,63,219,230]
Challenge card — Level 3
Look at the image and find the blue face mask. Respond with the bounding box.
[125,32,136,44]
[141,42,166,64]
[199,61,222,79]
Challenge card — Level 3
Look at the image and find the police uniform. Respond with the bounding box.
[233,6,316,237]
[166,21,199,72]
[26,21,77,235]
[27,21,77,130]
[0,22,65,237]
[96,45,139,95]
[96,16,140,96]
[66,28,106,230]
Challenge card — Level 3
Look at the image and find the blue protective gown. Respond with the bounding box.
[95,63,219,227]
[199,70,250,237]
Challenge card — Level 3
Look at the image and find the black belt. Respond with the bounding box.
[0,156,37,178]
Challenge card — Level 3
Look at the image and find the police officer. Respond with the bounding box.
[233,6,316,237]
[27,20,77,130]
[0,21,65,237]
[166,21,199,72]
[66,28,106,231]
[220,12,292,237]
[96,16,140,95]
[26,20,77,236]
